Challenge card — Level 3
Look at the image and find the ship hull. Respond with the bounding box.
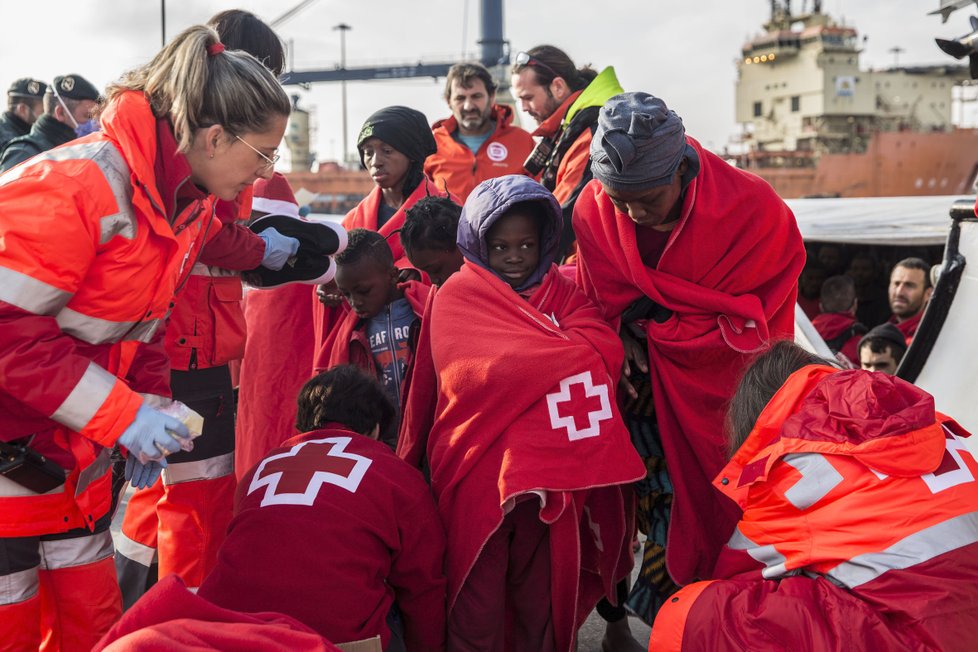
[744,129,978,198]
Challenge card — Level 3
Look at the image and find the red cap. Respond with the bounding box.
[252,173,299,218]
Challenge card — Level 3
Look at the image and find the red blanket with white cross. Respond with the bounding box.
[398,261,645,652]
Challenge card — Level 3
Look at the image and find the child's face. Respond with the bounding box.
[407,246,464,286]
[486,210,541,289]
[335,259,399,319]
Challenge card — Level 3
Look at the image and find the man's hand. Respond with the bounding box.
[619,326,648,400]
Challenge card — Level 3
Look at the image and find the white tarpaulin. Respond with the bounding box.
[785,195,975,246]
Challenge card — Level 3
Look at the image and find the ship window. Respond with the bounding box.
[791,96,800,112]
[753,101,763,117]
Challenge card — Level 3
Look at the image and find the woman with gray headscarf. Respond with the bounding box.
[572,91,805,626]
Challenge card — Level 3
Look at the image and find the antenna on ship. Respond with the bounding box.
[889,46,905,67]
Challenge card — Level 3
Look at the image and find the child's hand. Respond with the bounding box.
[397,268,422,283]
[316,281,344,307]
[619,327,648,400]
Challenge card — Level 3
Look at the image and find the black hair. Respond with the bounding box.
[296,365,395,435]
[401,196,463,253]
[444,62,498,99]
[819,275,856,313]
[335,228,395,270]
[859,337,907,362]
[893,257,933,289]
[510,44,597,92]
[726,340,834,456]
[208,10,286,76]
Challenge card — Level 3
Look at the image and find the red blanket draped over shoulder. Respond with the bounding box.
[399,262,645,652]
[312,177,448,372]
[574,137,805,585]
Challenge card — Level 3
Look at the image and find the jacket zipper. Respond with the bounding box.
[386,305,402,396]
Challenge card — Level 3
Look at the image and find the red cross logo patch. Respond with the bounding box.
[545,371,612,441]
[247,436,372,507]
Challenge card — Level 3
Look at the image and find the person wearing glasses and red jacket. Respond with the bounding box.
[0,24,291,650]
[115,9,302,609]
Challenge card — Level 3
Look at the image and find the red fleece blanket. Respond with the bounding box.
[312,178,448,373]
[94,575,338,652]
[399,262,645,652]
[323,281,430,370]
[574,137,805,585]
[236,284,316,478]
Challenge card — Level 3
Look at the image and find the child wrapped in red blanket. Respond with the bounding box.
[399,174,645,652]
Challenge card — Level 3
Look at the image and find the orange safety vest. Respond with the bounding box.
[0,91,214,536]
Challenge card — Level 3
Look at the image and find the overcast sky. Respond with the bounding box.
[0,1,969,169]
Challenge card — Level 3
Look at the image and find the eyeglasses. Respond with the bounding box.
[514,51,560,80]
[234,134,280,171]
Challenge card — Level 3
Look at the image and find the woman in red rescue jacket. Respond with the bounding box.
[651,341,978,652]
[0,24,290,650]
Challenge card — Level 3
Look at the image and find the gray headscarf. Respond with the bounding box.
[590,92,697,192]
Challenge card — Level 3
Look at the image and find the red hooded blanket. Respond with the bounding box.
[312,178,448,372]
[399,262,645,652]
[93,575,338,652]
[573,137,805,585]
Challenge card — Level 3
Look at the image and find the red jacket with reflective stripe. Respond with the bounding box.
[0,91,215,536]
[425,104,534,201]
[165,185,265,371]
[650,366,978,651]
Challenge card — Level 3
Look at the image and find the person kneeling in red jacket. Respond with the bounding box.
[198,365,447,652]
[650,340,978,652]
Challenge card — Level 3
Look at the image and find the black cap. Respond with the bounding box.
[52,75,100,102]
[8,78,47,99]
[858,323,907,354]
[356,106,437,167]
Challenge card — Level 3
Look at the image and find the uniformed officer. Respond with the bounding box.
[0,74,100,172]
[0,78,47,150]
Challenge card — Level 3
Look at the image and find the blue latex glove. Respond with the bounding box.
[117,404,190,463]
[259,227,300,271]
[125,455,166,489]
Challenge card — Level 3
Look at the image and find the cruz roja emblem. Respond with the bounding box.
[546,371,612,441]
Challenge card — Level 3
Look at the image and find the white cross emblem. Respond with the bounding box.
[545,371,613,441]
[248,436,372,508]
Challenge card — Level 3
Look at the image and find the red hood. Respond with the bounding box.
[811,311,856,340]
[432,103,517,133]
[717,365,949,509]
[98,91,166,217]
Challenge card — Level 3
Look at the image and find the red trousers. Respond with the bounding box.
[448,499,556,652]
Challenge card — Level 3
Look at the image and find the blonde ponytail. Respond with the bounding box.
[106,25,290,152]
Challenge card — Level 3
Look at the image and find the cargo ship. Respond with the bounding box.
[733,0,978,198]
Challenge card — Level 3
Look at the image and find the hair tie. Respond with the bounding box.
[207,42,225,56]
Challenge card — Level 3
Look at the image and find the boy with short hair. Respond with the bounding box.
[322,229,430,447]
[198,365,447,652]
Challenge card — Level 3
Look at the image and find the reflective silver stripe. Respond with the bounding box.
[126,318,163,343]
[56,307,136,345]
[55,307,162,345]
[75,448,112,497]
[0,567,38,605]
[0,141,136,245]
[113,531,157,567]
[39,530,114,571]
[0,266,72,315]
[827,511,978,588]
[782,453,844,511]
[163,452,234,485]
[190,262,240,278]
[50,361,116,432]
[728,527,789,579]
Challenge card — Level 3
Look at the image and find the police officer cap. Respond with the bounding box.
[8,77,47,99]
[53,75,100,102]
